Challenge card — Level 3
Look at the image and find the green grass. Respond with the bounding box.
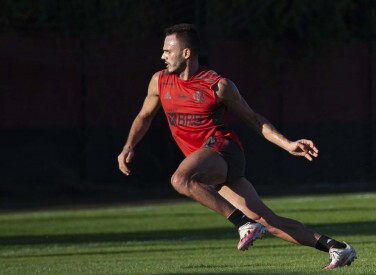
[0,193,375,274]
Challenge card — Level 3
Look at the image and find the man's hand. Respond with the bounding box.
[287,139,319,161]
[118,146,134,175]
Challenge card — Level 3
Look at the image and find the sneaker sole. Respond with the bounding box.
[238,228,266,251]
[345,253,357,266]
[324,251,357,269]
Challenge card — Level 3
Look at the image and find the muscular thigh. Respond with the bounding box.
[174,148,228,185]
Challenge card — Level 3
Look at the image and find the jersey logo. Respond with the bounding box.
[164,92,171,99]
[192,91,205,103]
[167,112,203,126]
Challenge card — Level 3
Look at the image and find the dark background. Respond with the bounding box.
[1,0,375,208]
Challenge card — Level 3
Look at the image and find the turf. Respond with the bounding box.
[0,193,375,274]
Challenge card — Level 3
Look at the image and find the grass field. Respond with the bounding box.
[0,193,375,274]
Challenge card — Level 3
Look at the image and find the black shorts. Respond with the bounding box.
[203,136,246,185]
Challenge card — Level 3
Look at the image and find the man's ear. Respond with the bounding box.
[183,48,191,59]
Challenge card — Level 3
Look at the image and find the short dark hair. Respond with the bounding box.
[164,23,200,54]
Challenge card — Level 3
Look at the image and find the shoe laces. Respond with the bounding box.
[328,245,349,264]
[328,249,340,264]
[239,222,258,239]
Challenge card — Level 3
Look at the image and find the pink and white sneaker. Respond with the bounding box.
[237,222,267,251]
[323,242,357,269]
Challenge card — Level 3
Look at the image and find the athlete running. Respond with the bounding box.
[118,23,356,269]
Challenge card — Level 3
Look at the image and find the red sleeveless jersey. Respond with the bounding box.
[158,66,242,156]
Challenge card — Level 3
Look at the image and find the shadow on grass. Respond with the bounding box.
[0,221,375,246]
[164,272,325,275]
[2,244,234,258]
[169,272,328,275]
[278,206,376,213]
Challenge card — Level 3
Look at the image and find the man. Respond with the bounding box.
[118,23,356,269]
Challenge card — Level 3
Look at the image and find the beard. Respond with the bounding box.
[166,60,187,75]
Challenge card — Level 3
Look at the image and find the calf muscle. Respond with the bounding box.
[218,179,319,246]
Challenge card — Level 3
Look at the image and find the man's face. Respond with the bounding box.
[161,34,186,74]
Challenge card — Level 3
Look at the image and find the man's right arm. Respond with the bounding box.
[216,78,319,161]
[118,72,161,175]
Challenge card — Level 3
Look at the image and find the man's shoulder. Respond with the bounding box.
[150,69,169,82]
[157,69,170,77]
[195,67,223,84]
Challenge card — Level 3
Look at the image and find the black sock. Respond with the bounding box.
[227,209,255,229]
[315,235,346,252]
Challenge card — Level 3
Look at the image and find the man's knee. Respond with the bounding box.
[171,171,192,196]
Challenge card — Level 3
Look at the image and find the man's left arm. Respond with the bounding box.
[215,78,319,161]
